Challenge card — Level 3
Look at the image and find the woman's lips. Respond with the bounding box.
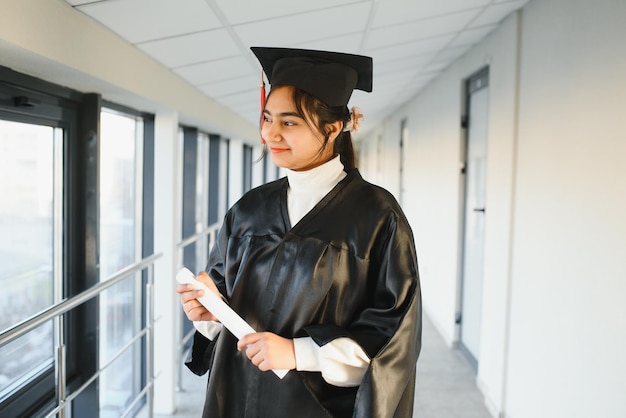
[270,147,289,153]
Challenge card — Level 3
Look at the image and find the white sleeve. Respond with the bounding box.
[193,320,223,340]
[293,337,371,387]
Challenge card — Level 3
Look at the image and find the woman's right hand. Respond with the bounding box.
[176,271,221,322]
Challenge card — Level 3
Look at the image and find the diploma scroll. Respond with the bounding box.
[176,267,288,379]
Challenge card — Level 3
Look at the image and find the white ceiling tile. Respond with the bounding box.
[449,25,498,48]
[213,0,362,25]
[64,0,93,5]
[138,29,239,68]
[432,45,470,66]
[469,0,528,28]
[374,54,434,77]
[365,9,480,49]
[75,0,222,44]
[375,68,419,89]
[174,56,253,85]
[371,43,448,71]
[364,32,455,58]
[218,89,258,107]
[294,33,364,55]
[234,3,371,48]
[372,0,490,27]
[422,59,451,75]
[493,0,529,4]
[200,75,260,98]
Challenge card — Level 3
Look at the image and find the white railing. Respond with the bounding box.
[0,253,161,418]
[175,222,221,391]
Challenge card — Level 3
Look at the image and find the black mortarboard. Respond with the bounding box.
[251,47,373,108]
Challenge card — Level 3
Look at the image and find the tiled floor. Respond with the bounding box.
[140,315,493,418]
[413,317,492,418]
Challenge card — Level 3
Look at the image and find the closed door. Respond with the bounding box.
[459,68,489,369]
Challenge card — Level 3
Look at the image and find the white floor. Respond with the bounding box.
[139,314,493,418]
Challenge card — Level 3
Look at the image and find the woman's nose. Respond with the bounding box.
[263,123,279,142]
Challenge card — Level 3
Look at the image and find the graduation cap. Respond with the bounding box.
[251,47,373,108]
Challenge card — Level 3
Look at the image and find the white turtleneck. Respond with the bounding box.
[195,155,370,386]
[285,154,346,226]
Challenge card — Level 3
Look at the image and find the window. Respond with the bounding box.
[0,120,61,401]
[0,67,83,418]
[0,66,155,418]
[99,107,145,417]
[243,144,253,193]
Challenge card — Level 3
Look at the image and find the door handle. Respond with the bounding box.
[473,208,485,212]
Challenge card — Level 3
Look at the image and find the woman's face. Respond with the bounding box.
[261,86,336,171]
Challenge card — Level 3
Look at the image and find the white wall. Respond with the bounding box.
[506,0,626,417]
[358,0,626,416]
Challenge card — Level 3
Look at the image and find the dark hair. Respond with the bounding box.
[259,86,357,171]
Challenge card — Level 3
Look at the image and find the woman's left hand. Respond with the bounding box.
[237,332,296,372]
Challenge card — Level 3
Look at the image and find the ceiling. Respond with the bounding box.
[64,0,528,136]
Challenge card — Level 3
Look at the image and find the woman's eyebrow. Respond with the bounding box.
[263,109,303,118]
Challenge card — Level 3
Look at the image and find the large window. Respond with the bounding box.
[0,69,154,418]
[0,69,84,418]
[99,108,145,417]
[0,120,61,400]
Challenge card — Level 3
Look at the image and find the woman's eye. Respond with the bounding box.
[263,116,272,123]
[284,120,295,126]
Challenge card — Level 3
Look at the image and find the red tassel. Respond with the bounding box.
[260,71,267,142]
[260,70,266,111]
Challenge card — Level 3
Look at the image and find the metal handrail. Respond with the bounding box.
[175,222,220,391]
[0,253,160,345]
[0,253,162,418]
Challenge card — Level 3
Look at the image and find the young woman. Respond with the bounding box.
[176,47,421,418]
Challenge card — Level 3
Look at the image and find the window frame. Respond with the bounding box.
[0,68,155,418]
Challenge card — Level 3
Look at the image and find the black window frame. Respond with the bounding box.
[0,66,155,418]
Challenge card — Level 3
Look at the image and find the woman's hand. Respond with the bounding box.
[175,271,221,322]
[237,332,296,372]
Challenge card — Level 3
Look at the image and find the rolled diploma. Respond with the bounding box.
[176,267,288,379]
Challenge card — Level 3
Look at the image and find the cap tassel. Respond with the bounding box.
[260,71,267,143]
[260,70,267,112]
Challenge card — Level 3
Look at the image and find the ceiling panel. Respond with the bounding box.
[234,3,371,50]
[174,55,252,85]
[294,33,364,55]
[449,25,498,49]
[365,9,481,50]
[213,0,362,25]
[218,89,260,109]
[371,0,490,27]
[375,54,436,77]
[200,75,260,98]
[138,29,239,68]
[364,32,455,58]
[431,45,472,67]
[63,0,529,134]
[75,0,222,44]
[469,0,529,28]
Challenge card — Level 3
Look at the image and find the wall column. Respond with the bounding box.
[152,110,180,414]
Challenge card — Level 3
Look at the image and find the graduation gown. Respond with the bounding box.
[186,169,422,418]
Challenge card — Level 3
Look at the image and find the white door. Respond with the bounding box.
[460,68,489,368]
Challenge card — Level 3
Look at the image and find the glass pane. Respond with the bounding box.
[0,120,56,397]
[99,109,143,417]
[195,134,209,273]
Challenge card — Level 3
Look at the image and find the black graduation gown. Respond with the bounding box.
[186,169,422,418]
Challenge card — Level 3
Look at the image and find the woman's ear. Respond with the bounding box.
[326,120,344,143]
